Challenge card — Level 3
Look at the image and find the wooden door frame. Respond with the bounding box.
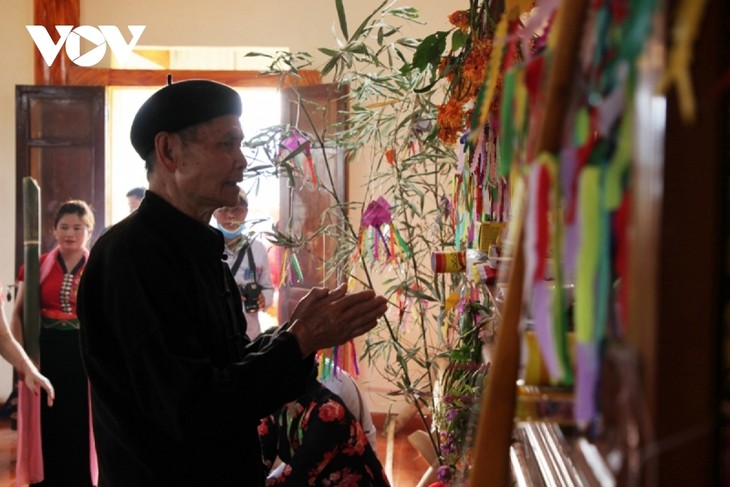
[15,85,106,274]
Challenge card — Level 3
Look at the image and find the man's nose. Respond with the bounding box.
[236,148,248,171]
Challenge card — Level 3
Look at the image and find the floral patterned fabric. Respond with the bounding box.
[259,384,390,486]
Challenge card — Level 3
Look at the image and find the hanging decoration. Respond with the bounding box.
[452,127,509,252]
[278,248,303,287]
[524,153,573,385]
[566,0,658,427]
[358,196,411,264]
[655,0,709,123]
[317,340,360,380]
[278,129,318,187]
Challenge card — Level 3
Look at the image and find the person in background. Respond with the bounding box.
[259,366,388,486]
[126,187,146,213]
[99,187,147,240]
[13,199,97,486]
[319,364,377,450]
[260,360,380,484]
[77,79,387,486]
[213,190,274,339]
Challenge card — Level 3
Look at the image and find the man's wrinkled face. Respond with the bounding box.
[173,115,247,213]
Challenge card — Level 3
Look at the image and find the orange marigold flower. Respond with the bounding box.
[448,10,470,31]
[439,126,458,145]
[437,97,467,145]
[461,40,490,92]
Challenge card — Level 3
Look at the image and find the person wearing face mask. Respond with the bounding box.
[213,190,274,339]
[12,199,97,487]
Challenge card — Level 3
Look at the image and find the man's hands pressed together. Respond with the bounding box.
[288,284,388,357]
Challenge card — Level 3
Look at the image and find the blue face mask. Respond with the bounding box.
[217,223,244,239]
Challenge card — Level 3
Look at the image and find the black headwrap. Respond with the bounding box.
[130,78,242,160]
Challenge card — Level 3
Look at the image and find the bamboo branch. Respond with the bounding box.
[22,178,41,363]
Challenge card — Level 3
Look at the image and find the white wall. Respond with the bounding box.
[0,0,453,412]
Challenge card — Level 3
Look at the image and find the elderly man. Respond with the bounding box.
[77,79,387,486]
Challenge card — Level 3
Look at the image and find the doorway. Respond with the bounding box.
[108,86,283,327]
[107,86,282,225]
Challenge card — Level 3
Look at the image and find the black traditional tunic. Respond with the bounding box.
[78,191,313,486]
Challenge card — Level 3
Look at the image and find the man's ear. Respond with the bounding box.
[153,132,178,173]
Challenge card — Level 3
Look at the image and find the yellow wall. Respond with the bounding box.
[82,0,450,48]
[0,0,452,412]
[1,3,33,286]
[0,2,34,401]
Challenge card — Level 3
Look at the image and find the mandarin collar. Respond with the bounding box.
[138,191,224,255]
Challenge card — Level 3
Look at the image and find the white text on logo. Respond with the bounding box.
[26,25,146,67]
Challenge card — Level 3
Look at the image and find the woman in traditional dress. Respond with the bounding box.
[12,200,97,486]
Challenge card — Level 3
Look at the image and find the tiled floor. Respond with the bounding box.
[0,416,430,486]
[0,420,14,486]
[374,413,433,486]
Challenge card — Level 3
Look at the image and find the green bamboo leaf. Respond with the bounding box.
[344,43,370,55]
[351,0,388,41]
[381,26,398,38]
[395,38,422,49]
[413,79,439,93]
[389,7,420,19]
[243,52,273,59]
[321,56,340,77]
[393,48,408,65]
[335,0,349,40]
[319,47,340,58]
[277,164,296,191]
